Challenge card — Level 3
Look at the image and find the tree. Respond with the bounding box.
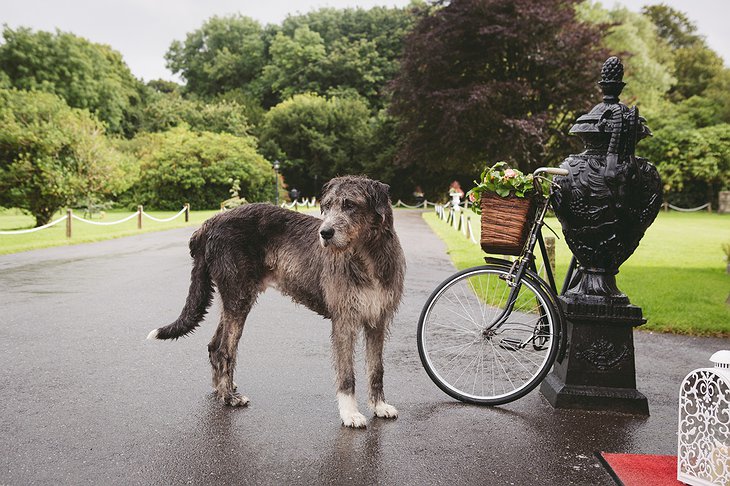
[165,15,267,98]
[261,27,328,101]
[642,4,700,49]
[147,79,182,94]
[641,4,725,102]
[0,89,135,226]
[641,122,730,206]
[124,126,272,210]
[260,93,373,195]
[280,6,415,108]
[389,0,607,193]
[670,45,724,101]
[0,27,142,135]
[576,3,676,114]
[167,7,415,110]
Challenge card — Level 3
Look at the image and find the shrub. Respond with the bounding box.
[123,126,272,209]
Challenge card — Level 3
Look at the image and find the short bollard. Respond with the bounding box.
[66,209,72,238]
[137,205,143,229]
[540,236,555,280]
[184,203,190,222]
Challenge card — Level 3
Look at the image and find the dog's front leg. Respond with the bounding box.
[332,319,366,428]
[365,324,398,419]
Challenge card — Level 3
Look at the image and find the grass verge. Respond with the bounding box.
[423,210,730,337]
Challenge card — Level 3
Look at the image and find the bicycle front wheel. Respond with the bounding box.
[417,265,559,405]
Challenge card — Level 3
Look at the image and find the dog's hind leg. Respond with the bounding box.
[365,324,398,419]
[332,319,367,428]
[208,298,253,407]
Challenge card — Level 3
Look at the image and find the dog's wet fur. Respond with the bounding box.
[147,176,405,428]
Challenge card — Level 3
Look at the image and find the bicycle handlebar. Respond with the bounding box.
[533,167,569,177]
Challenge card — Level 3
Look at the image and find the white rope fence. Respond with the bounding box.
[280,198,441,210]
[281,198,318,210]
[72,211,139,226]
[392,199,461,209]
[0,214,69,235]
[0,204,190,237]
[664,202,712,212]
[141,206,188,223]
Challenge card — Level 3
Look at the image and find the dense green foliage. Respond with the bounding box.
[0,27,142,135]
[0,89,134,226]
[0,1,728,207]
[121,126,272,210]
[140,91,251,136]
[165,15,267,99]
[260,93,373,195]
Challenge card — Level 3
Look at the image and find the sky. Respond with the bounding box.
[1,0,728,82]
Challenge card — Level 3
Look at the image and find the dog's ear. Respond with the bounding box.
[370,180,391,223]
[321,178,335,198]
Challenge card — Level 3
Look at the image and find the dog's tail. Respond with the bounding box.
[147,224,214,341]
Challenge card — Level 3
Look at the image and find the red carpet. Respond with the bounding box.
[597,452,683,486]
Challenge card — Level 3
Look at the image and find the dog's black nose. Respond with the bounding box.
[320,227,335,240]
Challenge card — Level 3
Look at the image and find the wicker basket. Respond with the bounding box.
[480,192,537,255]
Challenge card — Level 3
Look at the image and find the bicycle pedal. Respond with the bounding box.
[498,338,522,351]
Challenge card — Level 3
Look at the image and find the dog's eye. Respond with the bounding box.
[342,199,354,210]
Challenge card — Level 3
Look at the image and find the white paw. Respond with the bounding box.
[341,411,367,428]
[228,394,249,407]
[337,392,367,428]
[370,401,398,419]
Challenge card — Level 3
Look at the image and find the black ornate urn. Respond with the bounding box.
[552,56,663,306]
[540,57,663,415]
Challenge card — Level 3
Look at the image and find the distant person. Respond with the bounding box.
[413,185,425,205]
[448,181,464,208]
[289,188,300,202]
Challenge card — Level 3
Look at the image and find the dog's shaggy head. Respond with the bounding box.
[318,176,392,250]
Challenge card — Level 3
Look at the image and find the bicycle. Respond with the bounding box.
[417,167,571,405]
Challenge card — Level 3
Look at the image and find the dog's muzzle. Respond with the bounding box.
[319,226,335,247]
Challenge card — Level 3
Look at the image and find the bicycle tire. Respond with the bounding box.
[417,265,560,405]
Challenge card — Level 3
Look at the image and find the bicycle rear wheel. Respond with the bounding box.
[417,265,559,405]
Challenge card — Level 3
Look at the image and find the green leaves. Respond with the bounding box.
[259,93,373,195]
[466,162,535,213]
[122,126,271,210]
[0,89,134,225]
[0,27,141,135]
[164,15,266,98]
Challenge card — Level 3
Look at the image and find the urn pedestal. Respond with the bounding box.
[538,57,662,415]
[540,300,649,415]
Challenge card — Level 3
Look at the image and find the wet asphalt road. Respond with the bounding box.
[0,210,726,485]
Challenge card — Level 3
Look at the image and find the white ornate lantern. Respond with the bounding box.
[678,350,730,485]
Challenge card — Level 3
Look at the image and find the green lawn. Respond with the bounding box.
[0,208,220,255]
[423,210,730,337]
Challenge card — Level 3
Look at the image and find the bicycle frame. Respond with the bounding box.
[479,168,570,359]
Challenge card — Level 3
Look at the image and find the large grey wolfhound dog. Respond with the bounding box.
[147,176,405,428]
